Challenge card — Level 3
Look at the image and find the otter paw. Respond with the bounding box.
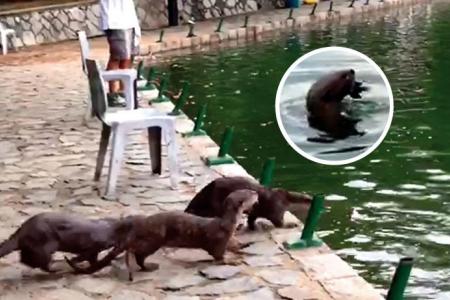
[139,262,159,272]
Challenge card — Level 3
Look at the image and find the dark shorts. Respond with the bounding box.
[105,29,136,60]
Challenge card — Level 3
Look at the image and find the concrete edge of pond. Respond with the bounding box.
[136,0,430,59]
[147,97,386,299]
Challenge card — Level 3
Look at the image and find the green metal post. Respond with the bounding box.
[215,18,224,32]
[169,81,191,116]
[260,158,275,187]
[136,61,144,80]
[206,127,235,166]
[310,3,317,16]
[138,67,158,91]
[386,257,414,300]
[241,15,249,28]
[284,194,325,249]
[157,30,165,43]
[152,77,170,103]
[287,8,294,20]
[187,21,196,38]
[329,1,333,12]
[183,104,208,137]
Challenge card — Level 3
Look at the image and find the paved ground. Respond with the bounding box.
[0,0,421,299]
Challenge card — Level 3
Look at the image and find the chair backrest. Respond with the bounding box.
[77,31,90,75]
[85,59,107,123]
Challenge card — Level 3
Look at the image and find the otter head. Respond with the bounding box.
[345,69,369,99]
[225,189,259,214]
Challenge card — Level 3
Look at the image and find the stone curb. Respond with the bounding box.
[144,0,426,55]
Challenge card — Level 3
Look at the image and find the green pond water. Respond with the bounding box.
[156,3,450,299]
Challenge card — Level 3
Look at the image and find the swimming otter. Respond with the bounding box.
[65,190,258,281]
[184,176,312,230]
[306,69,368,140]
[0,212,125,272]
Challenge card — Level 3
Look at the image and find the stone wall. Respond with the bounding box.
[0,4,104,47]
[0,0,277,48]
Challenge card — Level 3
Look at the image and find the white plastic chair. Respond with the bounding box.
[85,59,178,198]
[0,23,17,55]
[77,31,137,121]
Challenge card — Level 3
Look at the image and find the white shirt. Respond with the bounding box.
[100,0,140,31]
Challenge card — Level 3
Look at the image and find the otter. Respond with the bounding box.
[184,176,312,230]
[306,69,368,140]
[0,212,125,272]
[65,190,259,281]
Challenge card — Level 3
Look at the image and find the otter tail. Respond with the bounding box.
[0,229,20,258]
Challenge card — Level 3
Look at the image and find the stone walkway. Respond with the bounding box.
[0,60,383,300]
[0,0,427,299]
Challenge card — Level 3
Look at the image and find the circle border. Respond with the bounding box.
[274,46,394,166]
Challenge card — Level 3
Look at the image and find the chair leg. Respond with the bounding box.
[133,79,138,109]
[94,124,111,181]
[105,127,127,197]
[12,33,18,51]
[165,123,178,189]
[1,33,7,55]
[83,96,94,124]
[147,126,161,174]
[124,78,135,110]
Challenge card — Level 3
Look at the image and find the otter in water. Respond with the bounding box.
[184,176,313,230]
[66,190,259,281]
[306,69,368,140]
[0,212,126,272]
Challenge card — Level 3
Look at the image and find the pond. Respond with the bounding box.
[157,2,450,299]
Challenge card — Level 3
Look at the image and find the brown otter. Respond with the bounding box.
[0,212,126,272]
[184,176,312,230]
[65,190,258,281]
[306,69,368,140]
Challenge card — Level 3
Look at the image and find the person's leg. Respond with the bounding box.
[118,29,134,91]
[105,30,121,93]
[106,29,131,106]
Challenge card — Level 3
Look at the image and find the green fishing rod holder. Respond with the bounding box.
[241,15,249,28]
[284,194,325,250]
[152,76,170,103]
[287,8,294,20]
[259,158,275,187]
[215,17,224,32]
[136,60,145,80]
[138,67,159,92]
[386,257,414,300]
[183,103,208,137]
[206,127,235,166]
[187,20,196,38]
[169,81,191,116]
[156,29,165,43]
[310,3,318,16]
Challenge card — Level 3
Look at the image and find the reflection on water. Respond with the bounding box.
[157,2,450,299]
[279,48,391,161]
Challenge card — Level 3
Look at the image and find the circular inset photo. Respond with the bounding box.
[275,46,393,165]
